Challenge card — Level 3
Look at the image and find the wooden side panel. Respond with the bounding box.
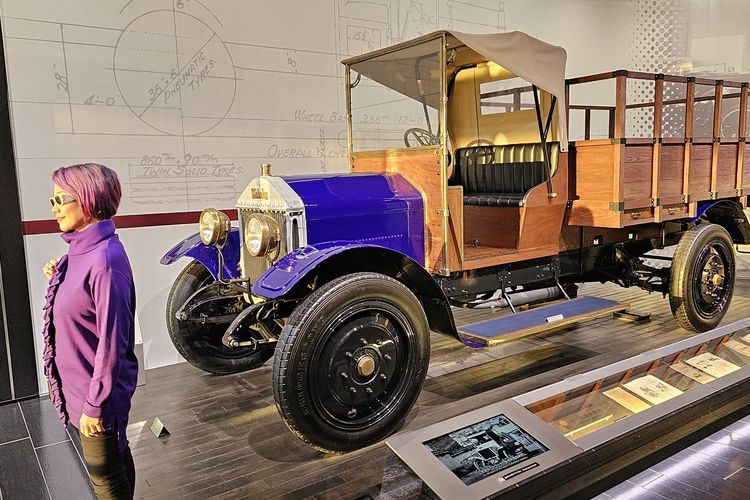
[463,205,520,249]
[689,144,713,199]
[569,143,621,227]
[745,144,750,191]
[622,145,653,204]
[518,156,568,250]
[351,148,446,272]
[572,144,615,201]
[717,144,738,193]
[659,143,685,204]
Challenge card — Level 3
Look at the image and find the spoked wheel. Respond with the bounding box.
[669,223,735,332]
[273,272,430,453]
[166,261,274,374]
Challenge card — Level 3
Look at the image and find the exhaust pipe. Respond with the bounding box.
[468,286,561,309]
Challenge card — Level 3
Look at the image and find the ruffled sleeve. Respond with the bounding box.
[41,255,69,425]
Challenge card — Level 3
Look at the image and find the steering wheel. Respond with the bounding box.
[404,128,438,147]
[465,138,495,147]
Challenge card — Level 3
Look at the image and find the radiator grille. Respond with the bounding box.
[240,209,289,285]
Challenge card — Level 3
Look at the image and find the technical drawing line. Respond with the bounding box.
[108,66,238,81]
[171,3,189,207]
[59,24,74,133]
[4,16,123,31]
[119,0,135,15]
[55,131,349,140]
[233,65,340,80]
[4,15,218,40]
[9,99,181,112]
[193,0,223,27]
[351,96,413,110]
[223,39,339,57]
[436,16,500,29]
[4,36,117,50]
[453,0,503,11]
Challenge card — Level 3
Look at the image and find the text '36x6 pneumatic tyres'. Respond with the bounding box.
[669,223,735,332]
[166,261,273,374]
[272,272,431,453]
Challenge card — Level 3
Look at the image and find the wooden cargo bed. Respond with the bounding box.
[567,71,750,228]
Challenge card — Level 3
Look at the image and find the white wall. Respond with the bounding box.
[3,0,748,390]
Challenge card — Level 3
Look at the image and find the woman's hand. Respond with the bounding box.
[42,258,60,281]
[79,413,105,438]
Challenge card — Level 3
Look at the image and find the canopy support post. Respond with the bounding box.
[532,84,557,198]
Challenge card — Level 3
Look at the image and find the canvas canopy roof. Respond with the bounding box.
[343,30,568,149]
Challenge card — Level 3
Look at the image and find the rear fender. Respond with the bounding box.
[695,200,750,244]
[160,228,241,280]
[252,242,459,340]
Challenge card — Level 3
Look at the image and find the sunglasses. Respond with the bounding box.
[49,193,77,207]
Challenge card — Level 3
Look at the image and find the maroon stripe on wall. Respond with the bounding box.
[22,209,239,235]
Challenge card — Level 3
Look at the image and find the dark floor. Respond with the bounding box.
[0,397,95,500]
[596,414,750,500]
[2,276,750,499]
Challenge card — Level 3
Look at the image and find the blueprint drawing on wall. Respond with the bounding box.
[0,0,505,219]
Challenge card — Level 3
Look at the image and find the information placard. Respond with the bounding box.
[386,400,582,500]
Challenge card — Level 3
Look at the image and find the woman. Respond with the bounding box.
[42,163,138,499]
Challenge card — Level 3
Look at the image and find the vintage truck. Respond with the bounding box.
[160,30,750,453]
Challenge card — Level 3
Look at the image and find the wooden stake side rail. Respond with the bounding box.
[566,70,749,228]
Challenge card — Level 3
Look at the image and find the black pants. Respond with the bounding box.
[69,425,135,499]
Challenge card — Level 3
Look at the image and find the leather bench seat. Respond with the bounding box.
[450,142,558,207]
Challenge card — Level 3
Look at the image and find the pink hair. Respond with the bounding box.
[52,163,122,220]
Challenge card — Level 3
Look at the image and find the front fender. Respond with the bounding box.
[252,241,372,298]
[160,228,241,280]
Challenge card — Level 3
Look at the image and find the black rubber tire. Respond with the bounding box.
[272,272,430,453]
[669,223,735,332]
[166,261,273,374]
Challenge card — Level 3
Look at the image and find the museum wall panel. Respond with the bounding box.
[0,0,747,392]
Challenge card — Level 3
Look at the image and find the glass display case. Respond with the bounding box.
[524,328,750,442]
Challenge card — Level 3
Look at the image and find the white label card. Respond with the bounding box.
[622,375,683,405]
[684,353,740,378]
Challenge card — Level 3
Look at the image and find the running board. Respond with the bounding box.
[458,296,628,346]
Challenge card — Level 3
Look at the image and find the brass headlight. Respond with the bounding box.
[245,215,280,256]
[199,208,231,246]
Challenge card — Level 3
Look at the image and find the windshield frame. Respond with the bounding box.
[344,32,450,273]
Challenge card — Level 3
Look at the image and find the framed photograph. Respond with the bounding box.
[423,414,549,486]
[386,400,582,499]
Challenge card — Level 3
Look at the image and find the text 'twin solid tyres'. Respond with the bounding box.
[272,272,430,453]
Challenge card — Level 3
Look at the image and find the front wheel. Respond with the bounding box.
[272,272,430,453]
[669,223,735,332]
[166,261,274,374]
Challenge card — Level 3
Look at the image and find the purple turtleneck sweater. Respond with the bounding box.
[42,219,138,454]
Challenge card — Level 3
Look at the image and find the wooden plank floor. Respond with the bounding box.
[125,261,750,499]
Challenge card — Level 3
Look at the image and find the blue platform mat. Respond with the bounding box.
[459,296,628,346]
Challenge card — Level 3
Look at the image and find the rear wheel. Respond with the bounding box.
[669,224,735,332]
[166,261,273,374]
[272,272,430,453]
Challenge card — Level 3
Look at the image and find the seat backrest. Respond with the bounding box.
[451,142,559,195]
